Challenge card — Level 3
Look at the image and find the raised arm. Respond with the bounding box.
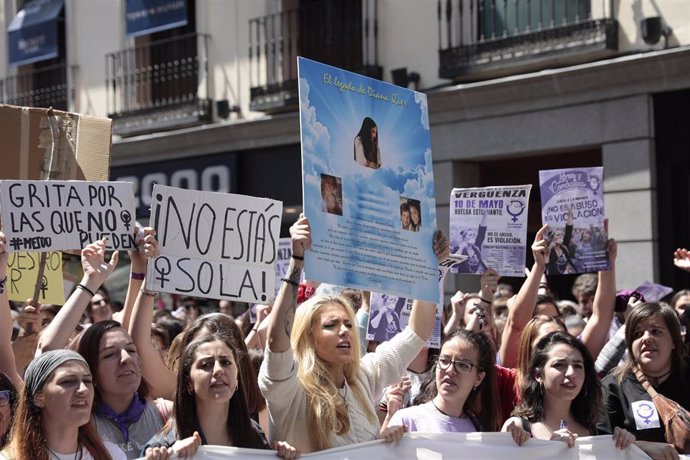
[266,215,310,353]
[120,226,148,330]
[408,231,449,341]
[38,239,118,353]
[126,229,178,399]
[0,232,22,388]
[580,229,617,358]
[499,224,549,368]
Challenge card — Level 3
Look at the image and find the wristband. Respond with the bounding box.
[479,297,492,304]
[281,278,299,287]
[140,288,156,297]
[130,272,146,280]
[77,283,96,297]
[291,254,304,260]
[0,276,6,294]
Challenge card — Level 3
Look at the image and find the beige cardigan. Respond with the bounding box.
[259,327,426,452]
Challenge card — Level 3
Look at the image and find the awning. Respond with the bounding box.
[126,0,188,37]
[7,0,64,67]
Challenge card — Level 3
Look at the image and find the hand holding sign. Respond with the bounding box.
[290,214,311,259]
[532,224,550,269]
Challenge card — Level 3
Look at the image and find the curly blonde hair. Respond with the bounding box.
[291,295,377,451]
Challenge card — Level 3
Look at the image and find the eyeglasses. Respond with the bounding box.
[90,299,106,307]
[0,390,10,407]
[437,356,477,375]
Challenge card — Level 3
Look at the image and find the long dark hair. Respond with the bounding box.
[355,117,378,164]
[0,372,18,448]
[414,330,499,431]
[613,302,687,383]
[513,331,601,432]
[77,320,150,408]
[174,333,265,447]
[168,313,263,415]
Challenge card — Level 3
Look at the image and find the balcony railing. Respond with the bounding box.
[249,0,381,113]
[0,62,73,111]
[106,33,212,137]
[438,0,618,80]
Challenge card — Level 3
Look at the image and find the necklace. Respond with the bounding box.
[337,383,348,402]
[46,446,81,460]
[431,399,462,419]
[644,367,673,386]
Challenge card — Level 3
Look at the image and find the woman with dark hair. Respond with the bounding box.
[503,332,634,449]
[354,117,381,169]
[76,320,169,458]
[547,208,577,275]
[0,373,17,449]
[598,302,690,459]
[384,330,500,433]
[1,349,125,459]
[142,333,296,459]
[408,200,422,232]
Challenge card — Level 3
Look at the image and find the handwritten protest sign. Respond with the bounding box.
[299,57,439,303]
[450,186,531,277]
[6,251,64,305]
[145,185,282,304]
[539,167,608,275]
[0,180,136,252]
[367,255,466,348]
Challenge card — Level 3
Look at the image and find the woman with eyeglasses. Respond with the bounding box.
[383,330,500,434]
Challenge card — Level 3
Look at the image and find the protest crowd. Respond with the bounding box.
[0,62,688,460]
[1,207,690,460]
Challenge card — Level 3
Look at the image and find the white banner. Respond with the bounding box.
[0,180,136,252]
[138,433,662,459]
[146,185,282,304]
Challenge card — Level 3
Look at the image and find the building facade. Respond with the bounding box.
[2,0,690,298]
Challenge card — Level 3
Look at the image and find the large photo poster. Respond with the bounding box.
[298,57,439,303]
[539,167,608,275]
[449,186,531,277]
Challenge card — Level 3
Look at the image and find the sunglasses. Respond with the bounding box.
[0,390,10,407]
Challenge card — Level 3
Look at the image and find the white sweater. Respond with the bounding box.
[259,327,426,452]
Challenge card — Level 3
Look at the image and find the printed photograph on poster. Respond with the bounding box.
[539,167,608,275]
[0,180,136,252]
[298,57,439,303]
[449,186,531,277]
[145,184,282,304]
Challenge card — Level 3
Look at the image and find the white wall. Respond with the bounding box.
[67,0,123,116]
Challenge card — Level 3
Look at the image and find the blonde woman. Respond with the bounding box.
[259,215,447,452]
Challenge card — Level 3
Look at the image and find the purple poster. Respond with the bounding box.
[539,167,609,275]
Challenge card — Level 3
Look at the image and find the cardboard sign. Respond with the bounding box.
[146,185,282,304]
[0,180,136,252]
[6,251,64,305]
[0,104,112,181]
